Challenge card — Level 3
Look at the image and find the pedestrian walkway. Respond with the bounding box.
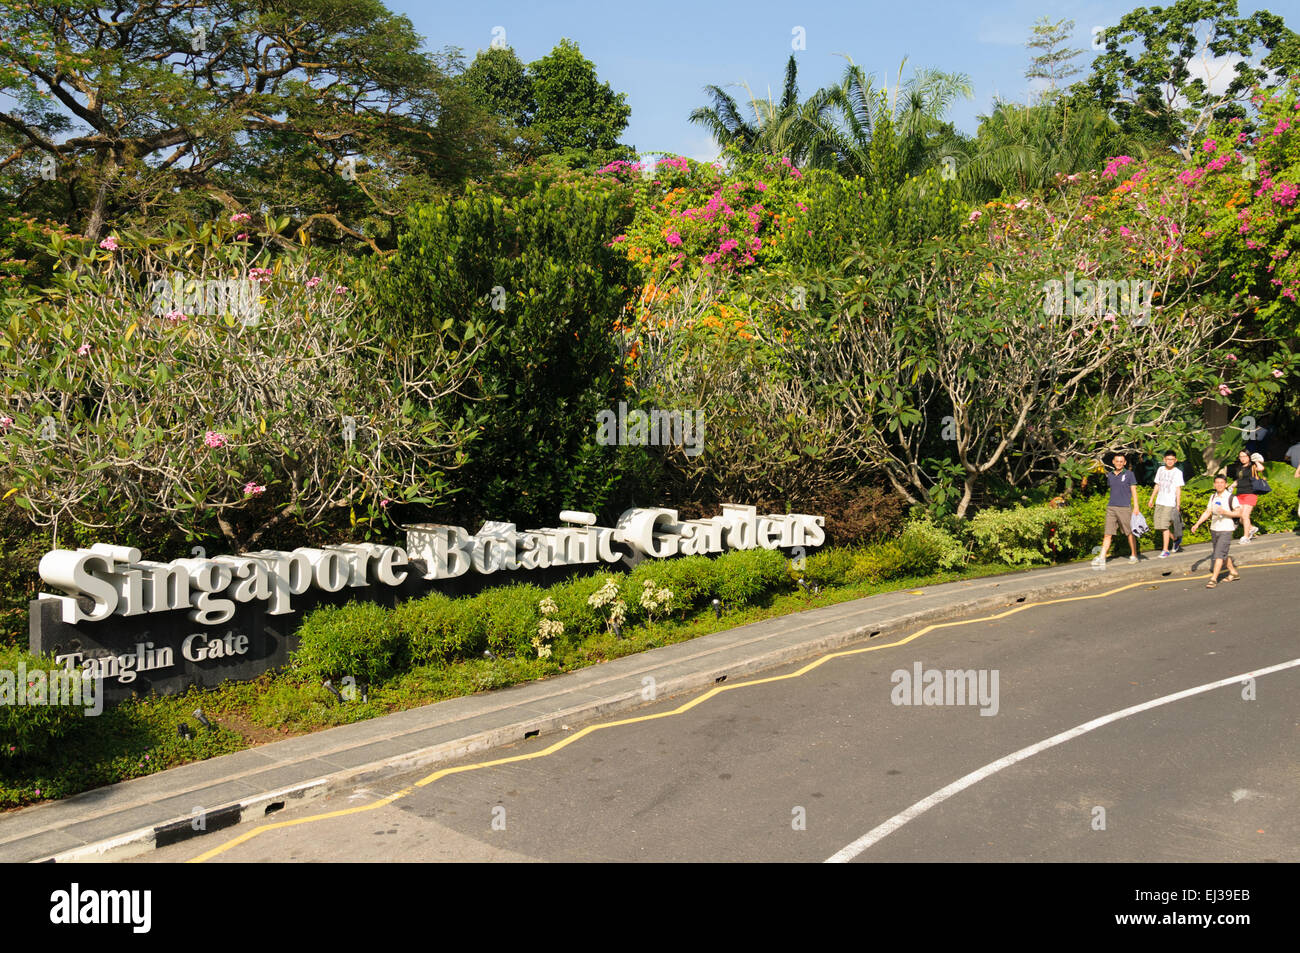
[5,533,1298,863]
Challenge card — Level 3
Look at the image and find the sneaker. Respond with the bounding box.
[1172,544,1183,554]
[1159,551,1169,558]
[1091,555,1106,569]
[1248,528,1261,540]
[1128,555,1138,563]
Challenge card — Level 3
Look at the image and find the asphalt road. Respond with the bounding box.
[143,556,1300,863]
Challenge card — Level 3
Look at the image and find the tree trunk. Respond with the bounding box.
[1201,399,1232,476]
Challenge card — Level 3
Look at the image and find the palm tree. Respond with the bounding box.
[688,55,844,166]
[795,56,973,187]
[956,98,1137,201]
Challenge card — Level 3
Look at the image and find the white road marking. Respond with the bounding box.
[825,657,1300,863]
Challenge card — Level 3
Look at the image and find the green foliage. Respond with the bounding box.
[847,541,910,583]
[392,592,483,667]
[710,547,790,607]
[0,0,504,245]
[0,226,474,548]
[372,170,637,526]
[526,38,634,167]
[291,602,408,684]
[1083,0,1299,156]
[627,556,719,614]
[546,572,622,639]
[0,645,96,750]
[897,516,970,572]
[969,503,1082,566]
[474,584,547,657]
[799,548,857,588]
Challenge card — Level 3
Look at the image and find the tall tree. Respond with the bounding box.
[526,38,633,168]
[0,0,503,245]
[1083,0,1300,159]
[1025,16,1084,104]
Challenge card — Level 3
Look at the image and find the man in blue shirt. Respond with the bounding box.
[1092,452,1142,569]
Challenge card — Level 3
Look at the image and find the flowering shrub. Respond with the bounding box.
[0,221,482,548]
[603,153,809,282]
[533,597,563,658]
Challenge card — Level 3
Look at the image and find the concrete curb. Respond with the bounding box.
[30,536,1300,863]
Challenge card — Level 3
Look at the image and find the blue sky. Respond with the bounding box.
[390,0,1288,161]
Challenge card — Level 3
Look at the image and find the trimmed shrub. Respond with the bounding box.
[473,583,546,657]
[633,555,721,613]
[291,602,408,684]
[1061,494,1108,557]
[712,547,789,606]
[392,592,482,666]
[847,541,910,583]
[800,547,857,587]
[897,517,969,573]
[969,503,1082,566]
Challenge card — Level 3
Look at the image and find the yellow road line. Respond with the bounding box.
[186,557,1300,862]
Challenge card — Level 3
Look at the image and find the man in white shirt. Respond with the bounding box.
[1148,450,1185,557]
[1188,475,1242,587]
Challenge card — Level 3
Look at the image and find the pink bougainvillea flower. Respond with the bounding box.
[163,309,186,324]
[1102,156,1134,179]
[236,232,248,240]
[204,431,228,449]
[230,212,252,224]
[1218,384,1232,397]
[1015,198,1031,210]
[0,415,13,430]
[243,482,266,496]
[248,267,273,283]
[1202,139,1217,152]
[98,237,118,251]
[665,232,682,246]
[1119,225,1132,238]
[305,276,323,288]
[719,238,739,254]
[968,210,982,222]
[754,181,767,192]
[1226,354,1237,361]
[334,285,349,295]
[380,498,391,508]
[76,342,91,356]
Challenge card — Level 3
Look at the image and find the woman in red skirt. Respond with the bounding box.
[1229,450,1265,542]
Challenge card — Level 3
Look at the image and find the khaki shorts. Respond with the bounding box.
[1153,504,1177,530]
[1104,505,1132,536]
[1211,530,1233,560]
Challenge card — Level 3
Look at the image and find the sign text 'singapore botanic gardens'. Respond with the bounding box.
[31,505,824,700]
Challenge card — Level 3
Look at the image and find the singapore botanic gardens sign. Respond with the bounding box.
[31,505,824,702]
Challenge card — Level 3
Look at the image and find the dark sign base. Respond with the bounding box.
[27,555,677,705]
